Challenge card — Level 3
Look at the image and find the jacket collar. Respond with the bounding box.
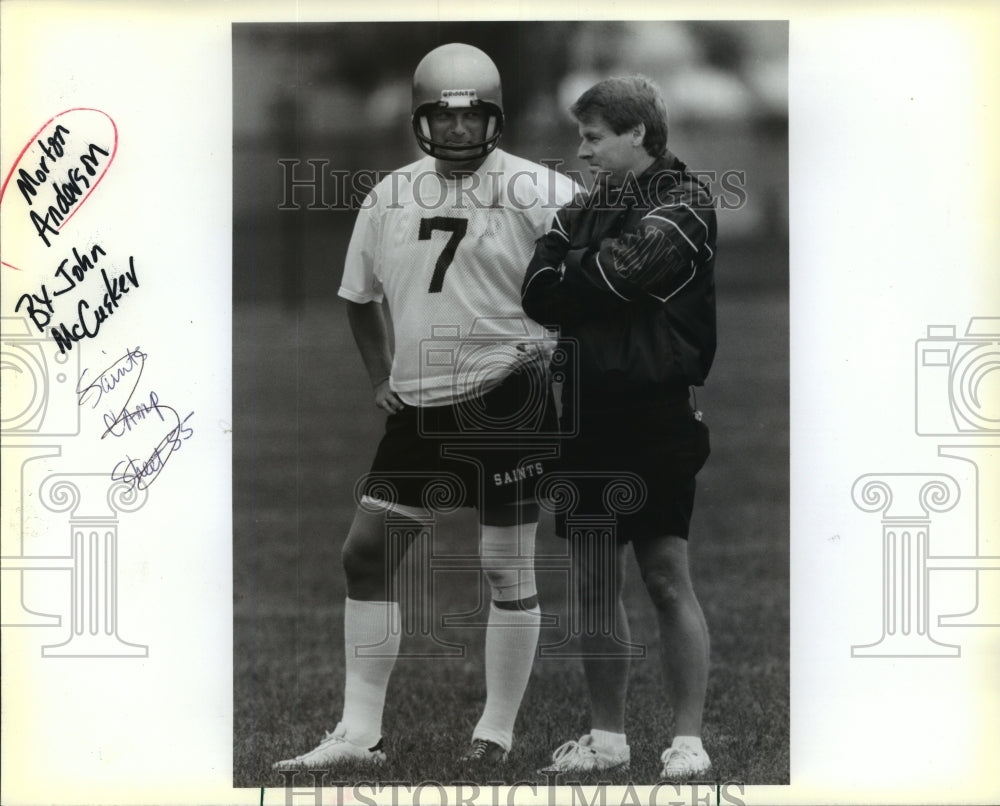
[588,150,687,208]
[637,150,686,187]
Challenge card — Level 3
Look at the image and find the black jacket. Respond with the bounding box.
[521,153,717,407]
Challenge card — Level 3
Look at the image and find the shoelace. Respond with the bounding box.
[465,740,494,759]
[550,739,598,764]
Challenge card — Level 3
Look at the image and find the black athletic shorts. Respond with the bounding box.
[361,362,559,512]
[552,398,710,542]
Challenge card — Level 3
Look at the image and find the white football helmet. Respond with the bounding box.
[411,43,504,160]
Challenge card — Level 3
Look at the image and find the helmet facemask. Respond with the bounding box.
[412,95,504,161]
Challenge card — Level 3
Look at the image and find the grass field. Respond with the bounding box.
[232,264,789,787]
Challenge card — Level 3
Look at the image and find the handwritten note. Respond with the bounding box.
[1,108,118,260]
[77,346,195,491]
[2,108,195,491]
[14,242,141,353]
[1,109,134,355]
[15,125,111,247]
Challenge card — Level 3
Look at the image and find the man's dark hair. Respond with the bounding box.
[570,75,669,158]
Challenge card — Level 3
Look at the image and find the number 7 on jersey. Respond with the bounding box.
[419,216,468,293]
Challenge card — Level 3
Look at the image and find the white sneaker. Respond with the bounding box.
[538,734,630,774]
[272,723,386,770]
[659,743,711,779]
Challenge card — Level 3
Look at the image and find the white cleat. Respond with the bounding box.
[537,734,629,774]
[659,743,711,780]
[272,723,386,770]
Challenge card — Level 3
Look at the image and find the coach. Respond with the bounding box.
[521,75,717,780]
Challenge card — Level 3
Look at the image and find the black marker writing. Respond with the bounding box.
[15,243,140,355]
[53,243,107,296]
[24,141,111,247]
[50,257,139,354]
[15,124,71,203]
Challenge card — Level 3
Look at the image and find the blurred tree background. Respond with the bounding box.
[233,21,787,306]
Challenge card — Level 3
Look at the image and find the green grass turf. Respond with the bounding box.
[233,283,788,788]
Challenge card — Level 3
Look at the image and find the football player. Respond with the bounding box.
[273,43,579,771]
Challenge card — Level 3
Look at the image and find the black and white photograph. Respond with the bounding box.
[232,20,789,788]
[2,3,997,805]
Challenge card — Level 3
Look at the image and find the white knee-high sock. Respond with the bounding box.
[473,602,542,751]
[473,521,541,751]
[340,598,401,747]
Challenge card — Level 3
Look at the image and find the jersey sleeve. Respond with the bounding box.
[338,191,384,304]
[565,196,715,304]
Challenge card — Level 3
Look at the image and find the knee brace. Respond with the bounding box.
[479,522,538,606]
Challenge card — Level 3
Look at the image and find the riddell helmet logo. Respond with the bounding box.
[440,89,478,105]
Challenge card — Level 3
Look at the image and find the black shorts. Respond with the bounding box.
[361,362,560,512]
[552,399,710,542]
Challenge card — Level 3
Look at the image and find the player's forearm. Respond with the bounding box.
[346,300,394,387]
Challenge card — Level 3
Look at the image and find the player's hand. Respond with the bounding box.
[373,379,405,414]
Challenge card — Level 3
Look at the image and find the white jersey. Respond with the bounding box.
[339,148,580,406]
